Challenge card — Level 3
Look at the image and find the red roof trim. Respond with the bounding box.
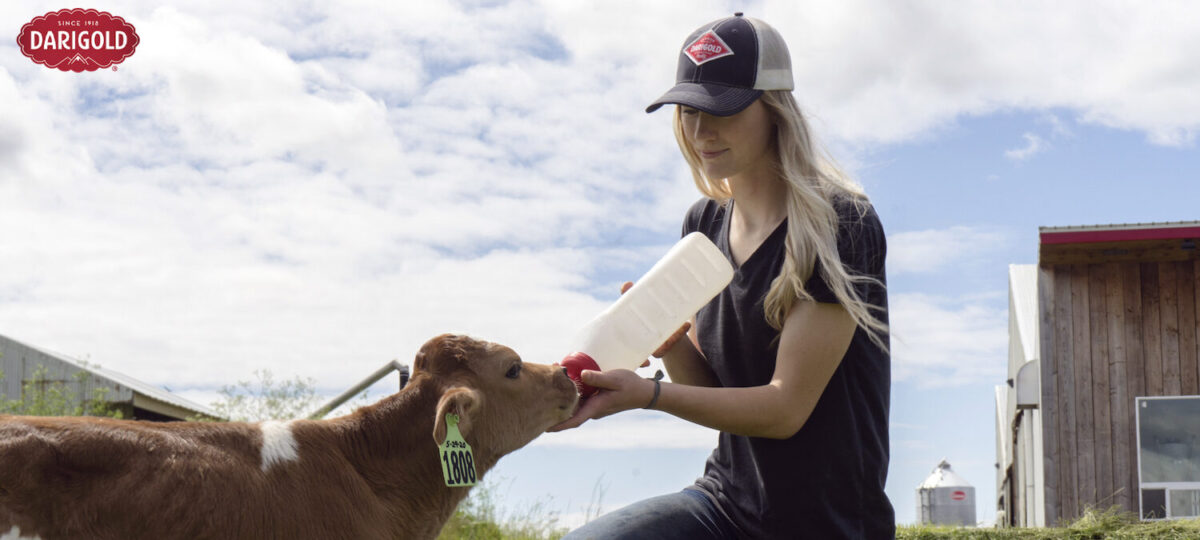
[1040,226,1200,245]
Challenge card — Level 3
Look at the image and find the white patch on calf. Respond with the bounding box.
[259,420,299,472]
[1,526,41,540]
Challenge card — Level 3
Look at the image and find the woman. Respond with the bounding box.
[552,13,894,539]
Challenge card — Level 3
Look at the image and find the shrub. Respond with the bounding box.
[204,369,320,422]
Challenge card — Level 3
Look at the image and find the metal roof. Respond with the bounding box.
[0,333,222,420]
[1038,220,1200,265]
[1040,220,1200,244]
[919,459,973,489]
[1040,220,1200,233]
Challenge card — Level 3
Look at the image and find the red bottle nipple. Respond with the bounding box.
[556,352,601,397]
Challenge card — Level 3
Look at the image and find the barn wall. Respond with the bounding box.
[1,336,136,409]
[1039,260,1200,525]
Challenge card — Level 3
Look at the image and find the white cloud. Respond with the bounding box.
[887,227,1009,275]
[762,0,1200,146]
[889,292,1008,388]
[2,0,1197,399]
[1004,132,1046,161]
[0,1,692,391]
[1003,115,1072,162]
[1042,114,1073,139]
[534,410,719,449]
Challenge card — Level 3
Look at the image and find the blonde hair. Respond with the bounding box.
[672,90,889,351]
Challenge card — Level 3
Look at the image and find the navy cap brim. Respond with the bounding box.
[645,83,763,116]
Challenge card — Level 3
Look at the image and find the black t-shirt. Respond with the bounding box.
[684,196,895,539]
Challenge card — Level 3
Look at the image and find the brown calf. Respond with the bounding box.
[0,334,578,539]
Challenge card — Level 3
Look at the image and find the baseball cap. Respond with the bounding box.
[646,13,793,116]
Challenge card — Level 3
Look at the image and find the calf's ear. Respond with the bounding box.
[433,387,482,445]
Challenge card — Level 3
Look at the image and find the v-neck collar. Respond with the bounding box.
[720,200,788,271]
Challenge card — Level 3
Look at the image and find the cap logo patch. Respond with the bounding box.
[683,30,734,66]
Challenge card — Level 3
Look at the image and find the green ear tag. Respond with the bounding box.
[439,413,477,487]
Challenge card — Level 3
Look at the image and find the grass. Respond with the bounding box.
[899,508,1200,539]
[436,496,1200,540]
[436,477,569,540]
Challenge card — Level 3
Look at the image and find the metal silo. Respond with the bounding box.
[917,459,976,526]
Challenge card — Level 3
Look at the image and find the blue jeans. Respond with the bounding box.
[562,488,740,540]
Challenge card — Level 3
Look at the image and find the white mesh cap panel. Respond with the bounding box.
[747,17,793,90]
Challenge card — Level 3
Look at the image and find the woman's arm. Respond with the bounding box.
[658,318,720,387]
[549,299,857,439]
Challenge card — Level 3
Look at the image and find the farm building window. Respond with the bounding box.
[1137,396,1200,520]
[1169,489,1200,518]
[1141,489,1166,519]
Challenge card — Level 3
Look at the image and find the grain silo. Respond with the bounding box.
[917,459,976,526]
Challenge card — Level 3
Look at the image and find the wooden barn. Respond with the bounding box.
[997,220,1200,526]
[0,333,222,421]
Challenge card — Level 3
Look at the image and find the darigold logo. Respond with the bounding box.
[683,30,733,66]
[17,8,139,72]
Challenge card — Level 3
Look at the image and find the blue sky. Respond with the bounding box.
[3,0,1199,529]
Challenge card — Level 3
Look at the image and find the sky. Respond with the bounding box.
[2,0,1199,529]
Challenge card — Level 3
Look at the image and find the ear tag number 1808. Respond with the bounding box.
[439,413,477,487]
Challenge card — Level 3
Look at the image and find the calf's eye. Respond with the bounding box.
[505,364,521,379]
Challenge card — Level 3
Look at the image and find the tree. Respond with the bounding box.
[205,369,321,422]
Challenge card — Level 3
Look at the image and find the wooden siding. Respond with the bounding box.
[1105,263,1131,512]
[1038,265,1059,524]
[1071,264,1096,519]
[1040,259,1200,525]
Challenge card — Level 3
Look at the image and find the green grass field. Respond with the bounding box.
[438,489,1200,540]
[899,509,1200,539]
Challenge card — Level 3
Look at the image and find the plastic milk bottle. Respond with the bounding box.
[559,232,735,396]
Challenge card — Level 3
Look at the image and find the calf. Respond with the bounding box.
[0,334,578,540]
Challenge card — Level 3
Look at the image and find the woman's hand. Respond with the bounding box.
[553,300,858,439]
[546,280,693,432]
[546,369,656,431]
[620,281,692,361]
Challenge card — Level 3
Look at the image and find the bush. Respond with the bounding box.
[204,369,321,422]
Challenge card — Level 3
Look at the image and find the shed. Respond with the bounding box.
[0,333,222,421]
[996,220,1200,526]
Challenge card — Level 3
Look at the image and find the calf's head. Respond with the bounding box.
[414,334,577,456]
